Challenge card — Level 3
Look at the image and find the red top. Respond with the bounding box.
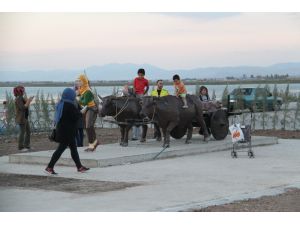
[134,77,149,94]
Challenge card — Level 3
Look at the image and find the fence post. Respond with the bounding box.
[282,84,290,130]
[293,92,300,131]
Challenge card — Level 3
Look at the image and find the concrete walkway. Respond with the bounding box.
[8,135,277,168]
[0,138,300,211]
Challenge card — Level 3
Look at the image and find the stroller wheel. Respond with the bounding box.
[231,151,237,158]
[248,151,255,158]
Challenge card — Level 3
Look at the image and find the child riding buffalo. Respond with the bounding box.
[173,74,188,108]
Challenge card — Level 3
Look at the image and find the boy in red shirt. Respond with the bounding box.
[132,68,149,140]
[133,68,149,97]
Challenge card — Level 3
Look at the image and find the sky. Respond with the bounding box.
[0,12,300,71]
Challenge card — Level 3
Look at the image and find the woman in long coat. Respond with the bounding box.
[45,88,89,175]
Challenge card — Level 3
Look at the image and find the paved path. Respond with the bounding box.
[8,135,277,168]
[0,138,300,211]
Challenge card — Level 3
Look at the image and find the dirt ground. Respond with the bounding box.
[194,188,300,212]
[0,127,155,157]
[0,173,139,194]
[1,128,300,211]
[252,129,300,139]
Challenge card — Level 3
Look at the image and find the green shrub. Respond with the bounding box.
[272,84,279,130]
[293,92,300,130]
[211,89,216,101]
[260,84,270,130]
[221,85,229,107]
[282,84,291,130]
[195,83,200,95]
[40,92,51,131]
[4,91,16,135]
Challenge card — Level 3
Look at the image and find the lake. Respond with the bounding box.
[1,83,300,103]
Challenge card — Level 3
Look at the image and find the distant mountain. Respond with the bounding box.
[1,62,300,82]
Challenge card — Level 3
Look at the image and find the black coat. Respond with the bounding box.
[56,102,81,144]
[76,102,84,129]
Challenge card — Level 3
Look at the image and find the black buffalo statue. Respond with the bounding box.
[99,95,148,147]
[140,95,209,148]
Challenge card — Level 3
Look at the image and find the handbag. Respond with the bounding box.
[48,124,58,142]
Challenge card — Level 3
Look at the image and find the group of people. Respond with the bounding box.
[12,68,211,175]
[129,68,210,102]
[13,74,99,174]
[125,68,211,141]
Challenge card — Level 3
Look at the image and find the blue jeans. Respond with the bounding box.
[132,126,141,139]
[75,128,84,147]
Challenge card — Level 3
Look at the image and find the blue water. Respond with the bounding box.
[1,83,300,102]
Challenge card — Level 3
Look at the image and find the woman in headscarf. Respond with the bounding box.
[76,74,99,152]
[14,85,34,151]
[45,88,89,175]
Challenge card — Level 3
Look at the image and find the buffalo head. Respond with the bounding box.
[139,96,157,121]
[98,95,116,117]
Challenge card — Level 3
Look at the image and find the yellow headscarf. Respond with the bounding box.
[78,74,91,95]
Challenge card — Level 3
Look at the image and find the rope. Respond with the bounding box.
[112,97,129,119]
[142,103,157,124]
[153,145,168,160]
[105,97,158,126]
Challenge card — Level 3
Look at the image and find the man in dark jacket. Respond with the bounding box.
[45,88,89,175]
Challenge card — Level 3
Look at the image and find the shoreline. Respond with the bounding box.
[1,78,300,87]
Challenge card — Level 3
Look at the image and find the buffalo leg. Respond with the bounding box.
[194,103,210,141]
[123,125,132,147]
[162,127,167,147]
[154,123,162,141]
[164,121,178,148]
[120,125,125,146]
[140,125,148,142]
[195,115,209,141]
[162,126,166,139]
[185,124,193,144]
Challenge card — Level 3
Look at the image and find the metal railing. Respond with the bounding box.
[1,84,300,137]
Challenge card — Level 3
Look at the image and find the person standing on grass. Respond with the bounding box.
[14,86,34,151]
[132,68,149,140]
[45,88,89,175]
[76,74,99,151]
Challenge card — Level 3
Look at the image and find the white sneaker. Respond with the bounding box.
[21,148,30,152]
